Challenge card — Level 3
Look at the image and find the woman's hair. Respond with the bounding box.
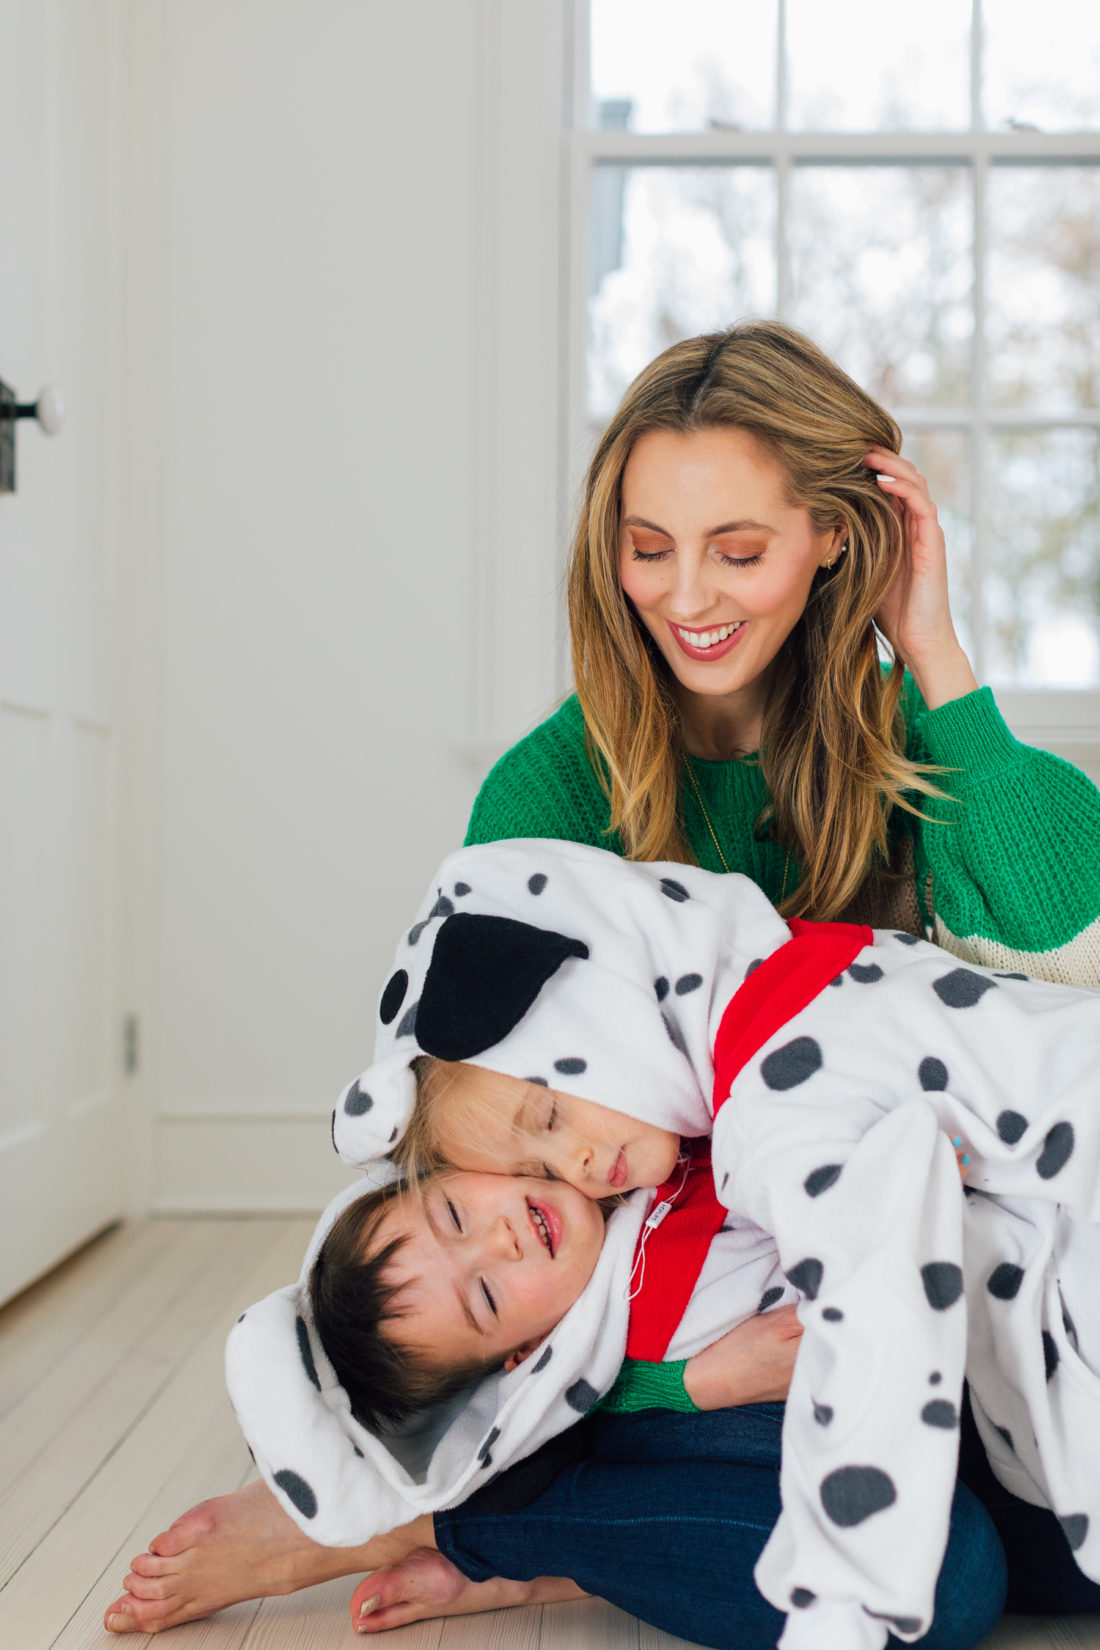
[309,1173,498,1433]
[568,319,943,920]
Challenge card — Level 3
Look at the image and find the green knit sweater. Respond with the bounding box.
[465,681,1100,1411]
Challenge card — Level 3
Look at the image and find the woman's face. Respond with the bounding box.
[618,427,843,715]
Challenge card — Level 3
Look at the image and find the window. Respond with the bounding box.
[567,0,1100,710]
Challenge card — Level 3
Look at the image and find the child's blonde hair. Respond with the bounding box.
[391,1055,482,1183]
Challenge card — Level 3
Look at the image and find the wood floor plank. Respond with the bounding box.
[0,1218,232,1521]
[539,1595,641,1648]
[0,1220,175,1419]
[438,1600,541,1649]
[243,1576,446,1650]
[0,1218,277,1584]
[0,1220,312,1648]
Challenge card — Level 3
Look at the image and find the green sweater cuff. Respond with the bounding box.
[919,686,1024,781]
[596,1357,700,1414]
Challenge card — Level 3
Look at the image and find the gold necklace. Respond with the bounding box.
[684,757,792,903]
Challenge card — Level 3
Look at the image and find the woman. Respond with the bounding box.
[107,324,1100,1646]
[352,323,1100,1642]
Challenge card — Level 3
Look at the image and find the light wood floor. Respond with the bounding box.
[0,1219,1096,1650]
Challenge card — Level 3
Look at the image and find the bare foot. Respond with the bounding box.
[350,1550,586,1633]
[102,1480,434,1634]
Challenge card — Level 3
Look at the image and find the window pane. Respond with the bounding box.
[588,166,776,420]
[987,165,1100,412]
[589,0,776,133]
[984,0,1100,132]
[786,0,969,131]
[903,430,974,659]
[788,167,972,408]
[985,429,1100,688]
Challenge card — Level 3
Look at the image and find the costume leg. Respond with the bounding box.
[435,1409,1006,1650]
[958,1391,1100,1614]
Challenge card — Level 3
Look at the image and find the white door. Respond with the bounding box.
[0,0,126,1304]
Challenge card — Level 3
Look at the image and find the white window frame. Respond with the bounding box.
[561,0,1100,758]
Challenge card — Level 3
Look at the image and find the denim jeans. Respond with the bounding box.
[435,1403,1009,1650]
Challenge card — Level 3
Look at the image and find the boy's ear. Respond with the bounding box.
[416,913,589,1060]
[502,1340,542,1374]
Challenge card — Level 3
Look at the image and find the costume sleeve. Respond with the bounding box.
[713,1088,968,1650]
[902,679,1100,986]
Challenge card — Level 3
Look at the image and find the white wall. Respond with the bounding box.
[118,0,566,1210]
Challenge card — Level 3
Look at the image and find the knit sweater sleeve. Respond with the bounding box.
[465,696,624,853]
[902,679,1100,987]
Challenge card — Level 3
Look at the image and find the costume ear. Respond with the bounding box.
[416,913,589,1060]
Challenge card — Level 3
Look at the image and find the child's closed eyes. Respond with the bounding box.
[422,1060,681,1198]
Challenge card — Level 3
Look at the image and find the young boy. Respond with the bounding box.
[317,836,1100,1650]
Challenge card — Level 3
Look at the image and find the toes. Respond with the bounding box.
[104,1597,135,1633]
[130,1551,172,1577]
[351,1579,383,1622]
[149,1503,216,1557]
[357,1602,427,1633]
[123,1572,171,1601]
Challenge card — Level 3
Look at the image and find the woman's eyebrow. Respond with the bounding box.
[622,514,776,535]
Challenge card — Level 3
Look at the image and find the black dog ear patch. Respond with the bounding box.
[416,913,589,1060]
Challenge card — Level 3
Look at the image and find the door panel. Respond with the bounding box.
[0,0,125,1304]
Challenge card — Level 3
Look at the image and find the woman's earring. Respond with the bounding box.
[824,540,849,570]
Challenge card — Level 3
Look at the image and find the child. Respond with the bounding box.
[310,836,1100,1650]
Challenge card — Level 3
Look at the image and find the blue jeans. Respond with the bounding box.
[435,1404,1008,1650]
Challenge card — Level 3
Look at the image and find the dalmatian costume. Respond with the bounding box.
[228,838,1100,1650]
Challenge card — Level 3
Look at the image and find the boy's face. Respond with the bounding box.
[377,1171,606,1373]
[431,1063,682,1198]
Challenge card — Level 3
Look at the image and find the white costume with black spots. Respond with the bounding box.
[228,839,1100,1650]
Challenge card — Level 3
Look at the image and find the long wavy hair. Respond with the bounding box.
[568,320,943,920]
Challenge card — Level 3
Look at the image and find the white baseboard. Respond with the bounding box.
[154,1115,364,1214]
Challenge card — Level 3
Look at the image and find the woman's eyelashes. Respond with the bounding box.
[628,542,764,568]
[445,1195,462,1232]
[480,1279,498,1317]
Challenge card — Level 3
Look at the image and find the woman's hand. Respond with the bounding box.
[682,1304,803,1409]
[863,448,978,710]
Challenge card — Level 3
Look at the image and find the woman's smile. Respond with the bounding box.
[670,619,749,662]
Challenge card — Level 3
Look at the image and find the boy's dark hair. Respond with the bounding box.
[309,1175,500,1433]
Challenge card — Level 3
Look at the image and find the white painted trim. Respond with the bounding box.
[468,0,570,746]
[575,131,1100,162]
[154,1117,363,1215]
[114,0,170,1217]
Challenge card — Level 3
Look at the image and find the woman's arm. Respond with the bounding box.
[598,1306,803,1415]
[904,680,1100,985]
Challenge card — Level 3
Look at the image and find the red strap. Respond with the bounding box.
[712,918,871,1121]
[625,917,872,1363]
